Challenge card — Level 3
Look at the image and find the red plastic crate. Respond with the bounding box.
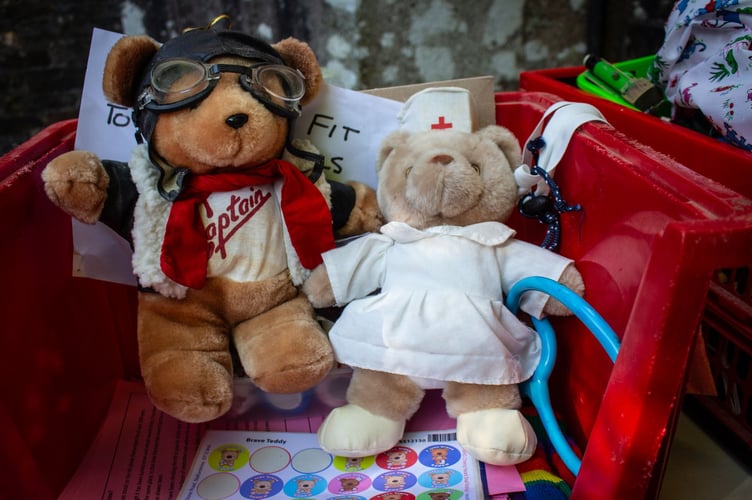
[519,65,752,201]
[520,67,752,468]
[496,91,752,498]
[693,272,752,454]
[2,93,752,499]
[0,120,139,498]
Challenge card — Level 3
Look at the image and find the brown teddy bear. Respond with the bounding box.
[302,119,584,465]
[41,17,381,423]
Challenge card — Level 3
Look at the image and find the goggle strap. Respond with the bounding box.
[148,145,190,201]
[285,120,325,183]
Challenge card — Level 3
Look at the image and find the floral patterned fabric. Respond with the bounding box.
[649,0,752,151]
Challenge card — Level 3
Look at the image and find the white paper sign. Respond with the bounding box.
[71,28,403,284]
[293,84,402,188]
[72,28,138,286]
[75,28,136,161]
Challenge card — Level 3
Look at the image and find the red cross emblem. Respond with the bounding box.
[431,116,453,130]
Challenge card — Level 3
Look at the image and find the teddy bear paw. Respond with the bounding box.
[456,408,537,465]
[41,150,109,224]
[317,404,404,457]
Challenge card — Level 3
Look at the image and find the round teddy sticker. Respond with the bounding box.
[417,469,462,489]
[238,474,283,499]
[370,492,416,500]
[372,471,417,492]
[418,445,461,468]
[333,455,375,472]
[375,446,418,470]
[416,489,463,500]
[208,444,250,472]
[327,472,372,495]
[283,474,328,497]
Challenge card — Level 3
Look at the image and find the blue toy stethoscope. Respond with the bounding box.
[506,276,621,477]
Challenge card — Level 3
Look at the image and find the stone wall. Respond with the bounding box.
[0,0,674,154]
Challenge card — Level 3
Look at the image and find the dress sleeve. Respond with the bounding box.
[498,238,574,319]
[322,233,394,306]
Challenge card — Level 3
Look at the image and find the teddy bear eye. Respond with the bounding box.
[471,163,481,174]
[404,166,413,178]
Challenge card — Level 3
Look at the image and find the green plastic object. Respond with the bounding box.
[576,55,656,111]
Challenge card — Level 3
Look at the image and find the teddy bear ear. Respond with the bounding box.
[102,35,161,107]
[476,125,522,169]
[377,130,410,172]
[272,37,323,105]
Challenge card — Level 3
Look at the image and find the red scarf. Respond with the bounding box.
[160,159,335,289]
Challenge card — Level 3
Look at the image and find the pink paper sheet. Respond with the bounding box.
[60,380,524,498]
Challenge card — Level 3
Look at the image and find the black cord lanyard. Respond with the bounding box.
[517,137,581,251]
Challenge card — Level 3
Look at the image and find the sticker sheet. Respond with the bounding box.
[178,429,485,499]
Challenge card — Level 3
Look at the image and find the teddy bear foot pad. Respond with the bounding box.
[457,408,537,465]
[317,403,405,457]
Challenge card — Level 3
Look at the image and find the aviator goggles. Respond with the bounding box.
[136,58,306,119]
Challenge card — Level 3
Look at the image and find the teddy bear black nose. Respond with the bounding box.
[226,113,249,129]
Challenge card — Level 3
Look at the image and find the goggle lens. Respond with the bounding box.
[252,65,306,104]
[150,58,211,104]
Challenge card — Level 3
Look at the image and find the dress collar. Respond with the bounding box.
[381,220,516,245]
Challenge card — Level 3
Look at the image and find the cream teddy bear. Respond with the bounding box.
[303,103,584,465]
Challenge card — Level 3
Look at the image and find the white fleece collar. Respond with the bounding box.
[128,144,310,299]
